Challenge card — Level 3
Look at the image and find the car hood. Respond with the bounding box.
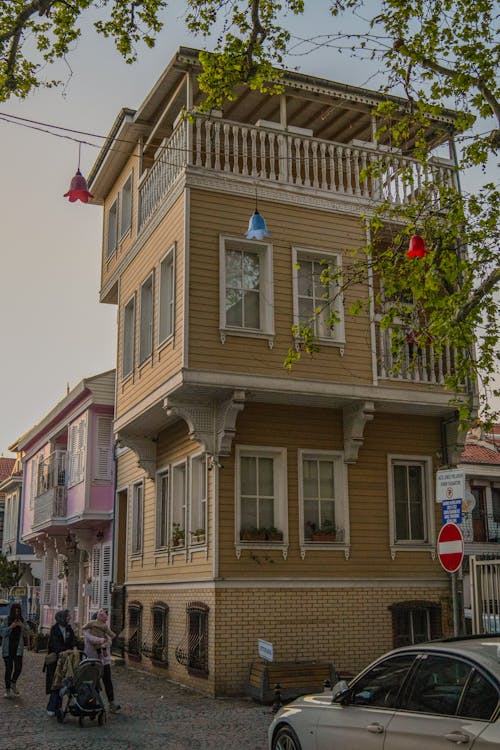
[275,692,334,718]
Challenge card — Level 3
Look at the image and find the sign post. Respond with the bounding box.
[437,522,465,636]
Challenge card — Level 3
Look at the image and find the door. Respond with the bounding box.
[316,654,416,750]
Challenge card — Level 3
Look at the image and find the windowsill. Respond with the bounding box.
[220,327,274,348]
[235,540,288,560]
[158,334,174,353]
[121,371,134,385]
[300,542,351,560]
[119,227,132,243]
[390,543,436,560]
[105,248,117,264]
[138,355,153,371]
[294,335,345,352]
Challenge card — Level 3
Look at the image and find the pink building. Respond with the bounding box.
[20,370,115,633]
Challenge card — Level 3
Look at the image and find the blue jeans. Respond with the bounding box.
[47,690,61,712]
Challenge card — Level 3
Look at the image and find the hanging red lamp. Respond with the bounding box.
[64,168,94,203]
[407,234,429,258]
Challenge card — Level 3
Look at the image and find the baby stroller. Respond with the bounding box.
[56,657,106,727]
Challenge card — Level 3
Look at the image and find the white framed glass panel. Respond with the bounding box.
[292,247,345,343]
[131,481,143,555]
[122,295,135,378]
[190,454,207,541]
[139,274,154,363]
[120,174,133,238]
[106,199,118,258]
[159,248,175,344]
[155,470,169,549]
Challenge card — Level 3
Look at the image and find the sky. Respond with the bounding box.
[0,2,496,455]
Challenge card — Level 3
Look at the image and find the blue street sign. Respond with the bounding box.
[442,499,463,525]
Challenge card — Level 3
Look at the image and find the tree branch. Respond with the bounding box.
[454,266,500,324]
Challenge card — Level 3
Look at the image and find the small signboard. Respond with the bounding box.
[442,499,463,525]
[258,639,274,662]
[436,469,465,503]
[10,587,26,598]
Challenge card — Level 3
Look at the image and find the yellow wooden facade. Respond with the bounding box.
[89,48,467,695]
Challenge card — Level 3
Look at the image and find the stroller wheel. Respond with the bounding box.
[78,716,84,727]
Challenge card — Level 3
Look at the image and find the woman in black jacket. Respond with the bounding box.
[45,609,76,716]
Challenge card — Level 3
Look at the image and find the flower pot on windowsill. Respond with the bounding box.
[240,528,267,542]
[310,532,337,542]
[190,530,206,544]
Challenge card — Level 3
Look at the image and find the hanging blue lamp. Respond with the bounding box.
[246,208,270,240]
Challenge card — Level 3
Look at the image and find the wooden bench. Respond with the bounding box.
[246,659,337,704]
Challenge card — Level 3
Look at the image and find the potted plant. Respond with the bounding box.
[307,519,336,542]
[266,526,283,541]
[190,528,206,544]
[240,526,267,541]
[171,523,185,547]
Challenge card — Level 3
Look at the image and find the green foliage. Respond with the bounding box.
[0,553,20,589]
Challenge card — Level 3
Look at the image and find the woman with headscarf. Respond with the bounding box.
[0,602,30,698]
[44,609,76,716]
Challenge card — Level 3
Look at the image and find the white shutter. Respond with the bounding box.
[101,543,112,609]
[79,416,87,481]
[43,557,54,605]
[91,545,101,607]
[68,424,78,485]
[94,416,113,480]
[30,458,37,505]
[56,579,64,608]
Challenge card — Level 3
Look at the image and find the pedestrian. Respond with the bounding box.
[1,602,31,698]
[82,609,121,712]
[44,608,77,716]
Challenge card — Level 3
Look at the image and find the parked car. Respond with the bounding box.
[268,635,500,749]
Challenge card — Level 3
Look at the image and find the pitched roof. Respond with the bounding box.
[461,443,500,465]
[0,457,15,482]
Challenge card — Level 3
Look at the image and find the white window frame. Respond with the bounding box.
[235,445,288,558]
[158,245,175,346]
[189,453,207,545]
[219,235,274,346]
[298,449,350,556]
[122,294,136,379]
[388,454,435,556]
[131,480,144,556]
[292,246,345,346]
[155,467,169,551]
[106,198,118,258]
[139,272,154,364]
[120,172,133,239]
[170,460,187,549]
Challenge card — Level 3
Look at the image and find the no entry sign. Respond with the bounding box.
[437,522,464,573]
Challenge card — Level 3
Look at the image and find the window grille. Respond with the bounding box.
[175,601,209,676]
[151,602,169,665]
[128,602,143,658]
[389,600,442,648]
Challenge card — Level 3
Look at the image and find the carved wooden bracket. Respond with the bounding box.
[117,434,157,480]
[343,401,375,463]
[163,390,245,457]
[443,417,467,467]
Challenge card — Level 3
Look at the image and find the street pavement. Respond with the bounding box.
[0,650,271,750]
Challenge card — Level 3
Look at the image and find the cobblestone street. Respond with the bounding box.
[0,651,271,750]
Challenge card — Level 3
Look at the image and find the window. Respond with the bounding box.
[171,462,187,548]
[492,487,500,524]
[389,601,442,648]
[299,451,347,544]
[128,602,142,659]
[401,654,471,716]
[68,415,87,486]
[159,247,175,344]
[190,454,207,544]
[236,446,287,541]
[388,456,433,547]
[94,415,113,481]
[131,481,144,555]
[120,173,133,238]
[220,236,274,341]
[106,199,118,258]
[460,669,499,720]
[350,654,416,708]
[122,295,136,378]
[139,274,154,364]
[90,543,112,611]
[292,247,344,344]
[151,602,169,664]
[155,469,169,550]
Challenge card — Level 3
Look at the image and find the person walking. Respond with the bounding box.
[44,608,77,716]
[82,609,121,712]
[1,602,31,698]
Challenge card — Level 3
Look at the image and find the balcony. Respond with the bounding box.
[375,323,463,386]
[138,113,457,232]
[463,513,500,545]
[33,450,67,528]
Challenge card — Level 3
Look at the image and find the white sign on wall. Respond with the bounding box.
[258,639,274,662]
[436,469,465,503]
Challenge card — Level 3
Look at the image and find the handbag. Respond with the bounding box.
[44,652,58,666]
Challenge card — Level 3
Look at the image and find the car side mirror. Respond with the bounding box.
[332,679,350,704]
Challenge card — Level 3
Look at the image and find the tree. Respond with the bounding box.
[1,1,499,422]
[0,552,20,589]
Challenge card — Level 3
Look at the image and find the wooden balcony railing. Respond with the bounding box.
[33,486,67,527]
[138,113,457,232]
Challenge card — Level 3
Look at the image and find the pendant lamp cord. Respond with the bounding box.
[77,141,82,171]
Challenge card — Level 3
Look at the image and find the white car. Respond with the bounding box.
[268,635,500,749]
